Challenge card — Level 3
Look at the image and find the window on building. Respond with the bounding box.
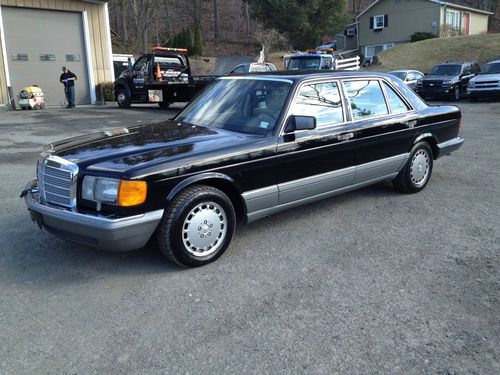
[40,54,56,62]
[293,82,344,127]
[343,80,389,120]
[11,53,28,61]
[374,15,385,29]
[446,9,460,30]
[66,54,81,62]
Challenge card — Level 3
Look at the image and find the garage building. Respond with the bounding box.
[0,0,114,108]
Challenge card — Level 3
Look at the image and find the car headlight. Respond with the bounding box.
[442,80,454,86]
[468,81,476,87]
[82,176,147,208]
[416,79,423,86]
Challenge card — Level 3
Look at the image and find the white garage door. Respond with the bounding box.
[3,6,90,106]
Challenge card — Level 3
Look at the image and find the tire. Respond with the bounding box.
[158,101,171,109]
[453,86,461,101]
[156,184,236,267]
[393,142,433,194]
[116,90,131,108]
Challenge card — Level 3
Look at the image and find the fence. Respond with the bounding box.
[334,55,360,71]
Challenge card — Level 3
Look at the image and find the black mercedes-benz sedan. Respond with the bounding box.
[22,71,464,267]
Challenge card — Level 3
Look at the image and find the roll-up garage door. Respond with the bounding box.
[3,7,90,106]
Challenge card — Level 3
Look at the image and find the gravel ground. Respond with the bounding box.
[0,101,498,374]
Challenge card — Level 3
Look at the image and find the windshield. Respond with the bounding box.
[288,57,321,70]
[176,78,292,135]
[479,62,500,75]
[390,71,407,80]
[428,64,461,76]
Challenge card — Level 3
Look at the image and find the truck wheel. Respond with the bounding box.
[158,101,171,109]
[156,185,236,267]
[116,90,131,108]
[453,86,461,101]
[393,142,433,194]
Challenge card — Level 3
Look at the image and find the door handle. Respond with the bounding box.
[403,120,417,128]
[337,132,354,141]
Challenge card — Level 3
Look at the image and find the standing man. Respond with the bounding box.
[60,67,77,108]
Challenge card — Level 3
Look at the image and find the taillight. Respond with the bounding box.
[458,118,462,130]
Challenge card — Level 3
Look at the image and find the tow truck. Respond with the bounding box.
[113,47,216,108]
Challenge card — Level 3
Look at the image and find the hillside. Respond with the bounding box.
[368,33,500,72]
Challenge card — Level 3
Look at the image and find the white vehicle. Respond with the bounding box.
[467,60,500,100]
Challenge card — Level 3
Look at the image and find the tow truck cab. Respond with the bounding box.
[113,47,215,108]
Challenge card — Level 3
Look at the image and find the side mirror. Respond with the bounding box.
[285,115,316,133]
[462,70,471,77]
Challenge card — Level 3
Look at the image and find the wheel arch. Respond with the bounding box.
[166,173,246,221]
[413,132,439,159]
[114,80,131,98]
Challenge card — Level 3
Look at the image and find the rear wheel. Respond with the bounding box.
[116,90,131,108]
[156,185,236,267]
[393,142,433,194]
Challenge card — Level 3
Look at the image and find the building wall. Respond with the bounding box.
[0,0,112,106]
[358,0,440,48]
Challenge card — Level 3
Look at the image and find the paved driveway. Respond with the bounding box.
[0,102,499,374]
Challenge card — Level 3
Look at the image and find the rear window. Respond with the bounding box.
[343,80,389,120]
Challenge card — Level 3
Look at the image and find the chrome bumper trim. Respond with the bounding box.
[23,181,164,251]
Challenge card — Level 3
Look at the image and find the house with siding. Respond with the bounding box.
[342,0,492,60]
[0,0,113,108]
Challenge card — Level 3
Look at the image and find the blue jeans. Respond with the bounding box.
[65,85,75,107]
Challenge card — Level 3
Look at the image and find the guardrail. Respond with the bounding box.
[334,56,360,71]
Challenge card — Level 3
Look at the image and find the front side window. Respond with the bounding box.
[176,78,291,135]
[344,80,389,120]
[383,82,410,114]
[292,82,344,127]
[133,56,149,72]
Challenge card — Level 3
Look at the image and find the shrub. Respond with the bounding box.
[193,26,203,56]
[100,82,115,102]
[410,32,437,43]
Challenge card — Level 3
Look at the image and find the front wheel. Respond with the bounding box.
[116,90,131,108]
[393,142,433,194]
[156,185,236,267]
[453,86,461,101]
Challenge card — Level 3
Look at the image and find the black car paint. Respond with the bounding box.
[48,72,461,219]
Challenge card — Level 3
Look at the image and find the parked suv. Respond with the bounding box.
[467,60,500,100]
[415,61,480,100]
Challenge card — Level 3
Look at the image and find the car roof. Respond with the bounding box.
[388,69,421,73]
[485,59,500,64]
[225,70,397,82]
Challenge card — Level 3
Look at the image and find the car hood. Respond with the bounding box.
[422,75,459,82]
[470,73,500,82]
[48,120,259,177]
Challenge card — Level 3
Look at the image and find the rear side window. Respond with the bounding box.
[293,82,344,127]
[343,80,389,120]
[383,82,410,114]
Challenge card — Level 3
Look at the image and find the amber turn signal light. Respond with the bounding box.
[118,180,147,207]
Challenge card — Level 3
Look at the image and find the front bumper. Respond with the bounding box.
[416,86,455,97]
[467,88,500,97]
[436,137,464,158]
[23,180,163,251]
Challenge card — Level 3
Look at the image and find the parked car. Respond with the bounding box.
[22,72,463,267]
[467,59,500,100]
[415,61,480,100]
[388,70,424,89]
[228,62,277,74]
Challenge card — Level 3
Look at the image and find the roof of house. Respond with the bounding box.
[356,0,493,19]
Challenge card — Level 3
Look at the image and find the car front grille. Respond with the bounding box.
[37,155,79,208]
[423,81,443,88]
[475,81,500,88]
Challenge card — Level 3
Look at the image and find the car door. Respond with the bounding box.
[343,78,418,184]
[130,55,151,99]
[274,79,357,205]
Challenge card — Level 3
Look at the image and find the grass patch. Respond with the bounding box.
[367,33,500,73]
